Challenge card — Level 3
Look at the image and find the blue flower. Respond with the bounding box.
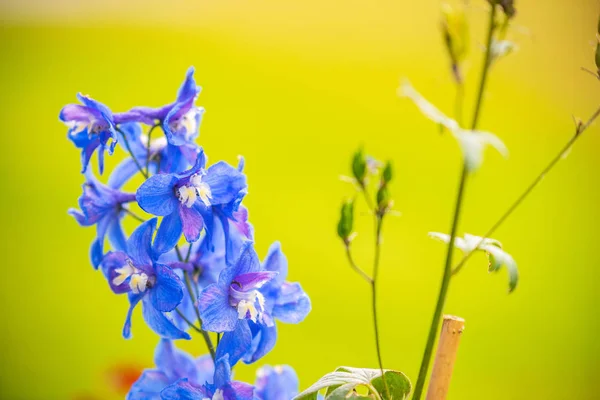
[254,365,299,400]
[127,340,213,400]
[59,93,118,174]
[100,218,190,340]
[136,152,247,256]
[198,242,277,333]
[218,242,311,365]
[115,67,204,147]
[160,355,254,400]
[68,169,135,269]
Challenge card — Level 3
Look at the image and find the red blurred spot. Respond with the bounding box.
[105,363,144,394]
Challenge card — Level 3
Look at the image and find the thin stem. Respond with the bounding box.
[115,126,148,179]
[452,105,600,276]
[146,124,159,176]
[185,243,193,263]
[344,246,373,283]
[412,6,497,400]
[455,83,464,127]
[176,245,216,360]
[360,182,376,212]
[372,215,390,399]
[175,308,203,333]
[122,207,146,223]
[217,333,222,347]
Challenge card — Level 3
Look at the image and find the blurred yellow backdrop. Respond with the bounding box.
[1,0,599,399]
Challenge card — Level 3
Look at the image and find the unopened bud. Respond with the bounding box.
[352,148,367,185]
[382,161,393,184]
[337,199,355,242]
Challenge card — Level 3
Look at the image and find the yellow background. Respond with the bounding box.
[1,0,599,398]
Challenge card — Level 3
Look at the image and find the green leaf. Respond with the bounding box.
[294,367,411,400]
[429,232,519,292]
[382,161,393,183]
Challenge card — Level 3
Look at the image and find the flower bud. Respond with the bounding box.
[382,161,393,184]
[489,0,516,19]
[352,148,367,185]
[441,3,469,83]
[376,185,391,210]
[337,199,355,242]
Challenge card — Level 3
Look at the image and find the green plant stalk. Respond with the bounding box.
[145,123,159,176]
[115,126,148,179]
[411,5,497,400]
[372,215,390,399]
[452,105,600,276]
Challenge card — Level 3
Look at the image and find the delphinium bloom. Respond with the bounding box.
[254,365,300,400]
[60,94,118,174]
[217,242,311,365]
[136,152,247,256]
[69,169,136,268]
[127,340,213,400]
[198,242,277,334]
[161,355,254,400]
[101,218,190,339]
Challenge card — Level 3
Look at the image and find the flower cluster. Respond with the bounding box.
[62,68,311,399]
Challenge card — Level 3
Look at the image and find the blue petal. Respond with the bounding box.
[198,284,238,332]
[137,174,179,216]
[177,67,200,102]
[142,296,191,340]
[127,369,170,400]
[272,282,311,324]
[154,339,198,382]
[219,242,261,286]
[255,365,299,400]
[77,93,114,121]
[163,98,195,147]
[109,158,144,189]
[243,321,277,364]
[127,218,157,267]
[160,379,205,400]
[203,162,247,205]
[179,203,205,243]
[117,122,146,158]
[150,264,184,312]
[107,218,127,252]
[262,242,288,288]
[90,238,103,269]
[153,212,183,256]
[216,320,252,367]
[213,354,233,388]
[123,292,144,339]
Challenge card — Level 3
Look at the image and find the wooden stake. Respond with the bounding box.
[425,315,465,400]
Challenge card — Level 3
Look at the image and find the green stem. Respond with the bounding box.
[372,215,390,399]
[122,207,146,223]
[175,308,202,333]
[412,5,497,400]
[452,105,600,276]
[175,245,216,360]
[344,246,373,283]
[146,124,159,176]
[115,126,148,179]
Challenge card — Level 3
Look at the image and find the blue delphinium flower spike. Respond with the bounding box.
[69,169,136,269]
[136,151,247,256]
[60,94,118,174]
[115,67,204,147]
[160,355,254,400]
[127,340,213,400]
[254,365,299,400]
[217,242,311,365]
[198,242,277,333]
[100,218,190,340]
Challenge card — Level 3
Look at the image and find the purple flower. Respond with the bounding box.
[127,340,213,400]
[198,243,277,333]
[216,242,311,365]
[101,218,190,340]
[68,169,136,269]
[59,94,118,174]
[136,152,247,256]
[160,355,254,400]
[115,67,204,147]
[255,365,299,400]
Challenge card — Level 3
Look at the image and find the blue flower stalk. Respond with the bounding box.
[61,66,311,399]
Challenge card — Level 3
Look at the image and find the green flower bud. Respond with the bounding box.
[352,148,367,185]
[382,161,393,184]
[337,199,355,242]
[595,15,600,71]
[377,185,391,209]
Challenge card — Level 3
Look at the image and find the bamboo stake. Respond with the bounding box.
[425,315,465,400]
